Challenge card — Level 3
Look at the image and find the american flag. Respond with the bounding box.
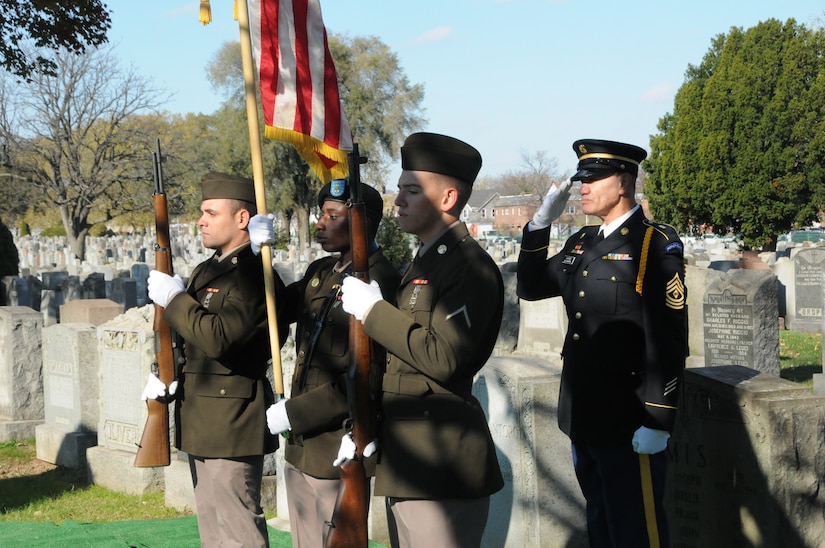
[249,0,353,182]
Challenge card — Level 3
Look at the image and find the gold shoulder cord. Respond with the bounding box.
[635,226,654,295]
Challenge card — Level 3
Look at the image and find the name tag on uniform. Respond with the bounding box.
[562,255,577,265]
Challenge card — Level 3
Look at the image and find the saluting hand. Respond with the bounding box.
[532,178,573,229]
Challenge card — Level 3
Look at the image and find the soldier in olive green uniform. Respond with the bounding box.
[341,133,504,548]
[249,180,400,547]
[516,140,688,548]
[146,173,286,548]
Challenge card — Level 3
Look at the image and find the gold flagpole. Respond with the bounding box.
[236,0,285,397]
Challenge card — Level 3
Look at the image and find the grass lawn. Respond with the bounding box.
[779,329,822,387]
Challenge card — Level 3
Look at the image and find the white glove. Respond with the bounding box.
[532,178,573,229]
[332,432,378,467]
[248,213,275,255]
[341,277,382,321]
[147,270,184,307]
[266,399,291,435]
[141,373,178,401]
[632,426,670,454]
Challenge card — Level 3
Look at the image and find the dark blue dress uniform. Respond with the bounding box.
[517,206,688,547]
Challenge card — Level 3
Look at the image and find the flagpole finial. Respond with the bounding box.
[199,0,212,26]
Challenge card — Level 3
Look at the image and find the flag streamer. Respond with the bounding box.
[249,0,352,182]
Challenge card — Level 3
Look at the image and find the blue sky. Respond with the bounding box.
[109,0,824,188]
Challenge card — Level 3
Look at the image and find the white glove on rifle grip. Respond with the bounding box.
[332,433,377,466]
[248,213,276,255]
[532,178,573,229]
[141,373,178,401]
[341,277,383,321]
[147,270,184,308]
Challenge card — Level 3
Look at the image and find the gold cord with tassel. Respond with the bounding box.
[199,0,212,26]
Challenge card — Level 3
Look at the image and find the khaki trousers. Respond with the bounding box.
[189,454,269,548]
[283,460,344,548]
[386,495,490,548]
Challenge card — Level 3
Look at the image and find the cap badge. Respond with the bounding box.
[330,179,347,199]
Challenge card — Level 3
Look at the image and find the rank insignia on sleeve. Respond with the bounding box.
[665,274,685,310]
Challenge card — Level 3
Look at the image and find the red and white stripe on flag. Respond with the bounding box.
[249,0,353,182]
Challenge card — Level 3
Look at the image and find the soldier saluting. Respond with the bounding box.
[517,139,688,547]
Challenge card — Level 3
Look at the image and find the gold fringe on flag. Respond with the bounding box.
[234,0,239,21]
[264,126,350,182]
[199,0,212,26]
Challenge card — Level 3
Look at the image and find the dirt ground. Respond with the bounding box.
[0,457,56,479]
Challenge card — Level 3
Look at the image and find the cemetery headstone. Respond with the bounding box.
[788,247,825,332]
[35,323,99,467]
[0,306,44,440]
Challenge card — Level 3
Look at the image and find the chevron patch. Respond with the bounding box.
[665,273,685,310]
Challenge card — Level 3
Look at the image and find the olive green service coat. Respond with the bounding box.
[164,243,284,458]
[363,222,505,500]
[278,249,401,479]
[517,208,688,445]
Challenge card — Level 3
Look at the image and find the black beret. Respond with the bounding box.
[401,132,482,185]
[318,179,384,225]
[570,139,647,182]
[201,172,256,203]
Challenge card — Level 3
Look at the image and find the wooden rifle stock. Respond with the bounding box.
[134,140,174,468]
[326,145,373,547]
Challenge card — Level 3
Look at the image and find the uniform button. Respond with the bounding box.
[219,388,226,395]
[299,350,305,357]
[572,333,580,341]
[582,270,588,277]
[611,276,617,282]
[578,290,585,298]
[575,312,582,319]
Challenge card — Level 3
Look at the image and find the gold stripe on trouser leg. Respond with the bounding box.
[639,453,660,548]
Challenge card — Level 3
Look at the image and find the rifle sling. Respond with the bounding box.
[295,281,343,392]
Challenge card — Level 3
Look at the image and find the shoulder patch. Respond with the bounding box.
[665,241,684,254]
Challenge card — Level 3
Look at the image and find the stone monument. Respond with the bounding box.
[0,306,44,441]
